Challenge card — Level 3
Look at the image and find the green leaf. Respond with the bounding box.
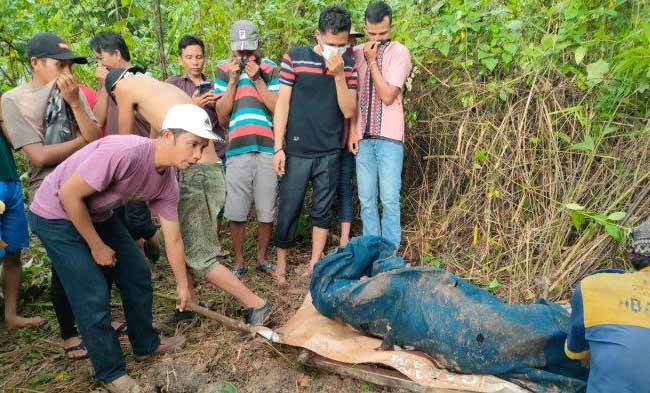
[569,135,595,152]
[488,278,501,292]
[563,203,586,211]
[555,132,572,143]
[503,43,518,55]
[607,211,626,221]
[586,59,610,85]
[604,224,624,242]
[481,57,498,71]
[431,0,447,15]
[506,20,522,31]
[435,40,450,57]
[474,149,488,163]
[574,46,587,64]
[570,211,586,231]
[222,382,237,393]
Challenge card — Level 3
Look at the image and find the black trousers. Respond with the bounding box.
[273,152,340,249]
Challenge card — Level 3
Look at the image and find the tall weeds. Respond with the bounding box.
[402,73,650,302]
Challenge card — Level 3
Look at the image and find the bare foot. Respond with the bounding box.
[299,268,313,279]
[6,315,46,329]
[272,272,287,286]
[63,336,88,360]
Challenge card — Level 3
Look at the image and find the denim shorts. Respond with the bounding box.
[0,181,30,258]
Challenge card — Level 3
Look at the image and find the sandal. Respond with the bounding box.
[232,266,248,277]
[64,342,88,360]
[113,321,128,338]
[255,262,275,274]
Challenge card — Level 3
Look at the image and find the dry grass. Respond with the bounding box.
[400,72,650,302]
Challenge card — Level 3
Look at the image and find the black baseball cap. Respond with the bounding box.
[105,65,146,93]
[27,33,88,64]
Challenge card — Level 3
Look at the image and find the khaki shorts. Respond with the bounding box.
[224,152,278,223]
[179,163,226,278]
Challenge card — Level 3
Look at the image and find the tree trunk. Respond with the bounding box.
[152,0,168,79]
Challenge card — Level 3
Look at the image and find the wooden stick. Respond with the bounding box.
[297,350,467,393]
[187,302,252,334]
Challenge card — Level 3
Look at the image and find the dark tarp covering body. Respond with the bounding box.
[310,236,588,392]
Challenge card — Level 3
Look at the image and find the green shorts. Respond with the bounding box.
[179,163,226,278]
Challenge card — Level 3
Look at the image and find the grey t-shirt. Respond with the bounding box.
[1,81,97,201]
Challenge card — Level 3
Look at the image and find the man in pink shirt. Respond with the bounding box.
[349,1,412,249]
[28,105,215,392]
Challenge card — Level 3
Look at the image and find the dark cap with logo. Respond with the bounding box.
[105,65,147,93]
[27,33,87,64]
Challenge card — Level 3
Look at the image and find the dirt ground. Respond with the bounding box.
[0,228,402,393]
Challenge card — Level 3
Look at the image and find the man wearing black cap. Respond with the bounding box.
[564,220,650,392]
[1,32,101,359]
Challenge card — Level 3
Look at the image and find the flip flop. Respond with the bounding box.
[64,342,88,361]
[232,266,248,277]
[113,321,128,338]
[255,262,275,274]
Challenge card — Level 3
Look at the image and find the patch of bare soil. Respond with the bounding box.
[0,233,399,393]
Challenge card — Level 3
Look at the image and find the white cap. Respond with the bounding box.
[161,104,222,141]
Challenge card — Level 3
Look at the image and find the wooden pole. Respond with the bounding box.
[152,0,168,79]
[297,350,465,393]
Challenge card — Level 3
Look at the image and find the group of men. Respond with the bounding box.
[0,2,412,391]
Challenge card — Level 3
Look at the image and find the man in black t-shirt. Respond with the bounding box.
[272,6,358,284]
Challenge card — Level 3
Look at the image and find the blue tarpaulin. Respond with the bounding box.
[310,236,588,392]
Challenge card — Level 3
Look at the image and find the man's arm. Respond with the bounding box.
[253,77,278,113]
[364,43,411,106]
[92,65,110,127]
[215,58,240,129]
[93,87,110,127]
[327,54,356,119]
[272,84,292,176]
[22,138,87,167]
[368,62,401,106]
[334,75,357,119]
[159,217,192,311]
[565,284,591,362]
[57,71,101,142]
[114,85,136,135]
[59,173,116,267]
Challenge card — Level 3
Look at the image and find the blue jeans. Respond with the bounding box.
[337,150,355,223]
[28,212,159,382]
[356,139,404,248]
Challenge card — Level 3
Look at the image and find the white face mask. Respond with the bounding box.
[321,44,347,60]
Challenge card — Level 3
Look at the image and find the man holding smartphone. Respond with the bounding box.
[215,20,281,282]
[166,35,226,158]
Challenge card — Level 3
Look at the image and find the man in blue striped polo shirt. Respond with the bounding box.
[215,20,280,281]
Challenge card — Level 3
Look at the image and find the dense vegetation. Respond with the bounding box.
[2,0,650,301]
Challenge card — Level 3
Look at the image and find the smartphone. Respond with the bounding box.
[198,82,212,95]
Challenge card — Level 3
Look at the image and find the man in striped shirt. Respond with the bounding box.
[273,6,358,283]
[215,20,280,281]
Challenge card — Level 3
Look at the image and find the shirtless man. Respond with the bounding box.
[106,68,272,328]
[105,68,192,133]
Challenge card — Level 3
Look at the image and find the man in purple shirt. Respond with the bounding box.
[28,105,216,392]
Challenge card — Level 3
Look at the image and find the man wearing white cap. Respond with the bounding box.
[26,105,252,392]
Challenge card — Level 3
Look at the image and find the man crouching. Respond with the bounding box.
[28,104,217,392]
